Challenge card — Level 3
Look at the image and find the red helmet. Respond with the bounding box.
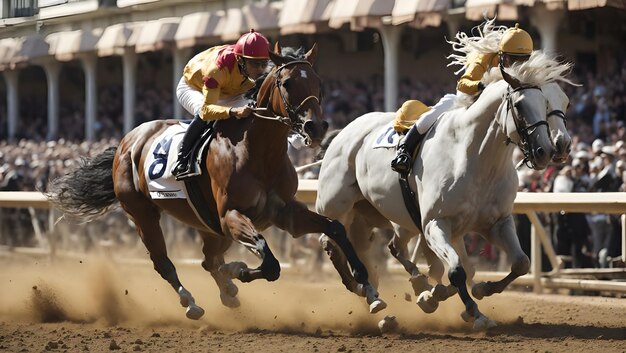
[233,29,269,60]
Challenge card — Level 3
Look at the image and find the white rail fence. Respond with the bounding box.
[1,180,625,294]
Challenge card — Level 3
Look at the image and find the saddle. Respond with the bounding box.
[393,99,431,133]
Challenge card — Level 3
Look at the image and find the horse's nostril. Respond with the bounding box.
[535,147,545,158]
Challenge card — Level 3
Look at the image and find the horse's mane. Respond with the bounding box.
[244,46,308,101]
[446,18,508,75]
[482,51,577,88]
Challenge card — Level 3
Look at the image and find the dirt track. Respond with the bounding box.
[0,255,624,353]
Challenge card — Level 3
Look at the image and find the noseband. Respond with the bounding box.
[252,60,321,131]
[505,85,550,169]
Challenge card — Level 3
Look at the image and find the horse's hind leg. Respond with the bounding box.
[471,216,530,300]
[198,231,240,308]
[319,233,385,313]
[119,199,204,320]
[275,200,385,314]
[424,218,495,330]
[219,209,280,283]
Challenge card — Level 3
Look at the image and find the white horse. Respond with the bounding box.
[316,58,573,329]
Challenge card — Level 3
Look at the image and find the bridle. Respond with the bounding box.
[252,60,321,133]
[504,85,550,169]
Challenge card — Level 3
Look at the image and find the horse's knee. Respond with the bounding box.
[511,255,530,276]
[326,220,347,239]
[448,266,467,288]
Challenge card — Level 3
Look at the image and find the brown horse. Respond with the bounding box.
[46,44,378,320]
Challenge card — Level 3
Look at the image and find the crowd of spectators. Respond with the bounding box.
[0,56,624,270]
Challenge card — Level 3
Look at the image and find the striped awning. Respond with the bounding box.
[216,4,279,42]
[328,0,394,31]
[96,22,144,57]
[391,0,449,28]
[45,29,101,62]
[9,35,50,68]
[568,0,626,9]
[278,0,334,35]
[135,17,179,53]
[243,2,280,33]
[175,12,222,48]
[0,38,18,70]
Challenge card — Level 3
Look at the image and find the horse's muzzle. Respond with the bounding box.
[303,119,329,147]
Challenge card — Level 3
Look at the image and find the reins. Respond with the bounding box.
[252,60,321,128]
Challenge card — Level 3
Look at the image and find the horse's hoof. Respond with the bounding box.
[186,304,205,320]
[471,282,487,300]
[473,315,497,330]
[220,293,241,308]
[431,284,450,301]
[460,310,475,323]
[369,299,387,314]
[178,287,195,308]
[219,262,248,279]
[378,315,399,333]
[416,291,438,314]
[409,274,431,296]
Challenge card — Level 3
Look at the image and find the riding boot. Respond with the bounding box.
[172,114,207,180]
[390,125,426,175]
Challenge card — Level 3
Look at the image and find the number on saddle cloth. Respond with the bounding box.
[393,100,431,133]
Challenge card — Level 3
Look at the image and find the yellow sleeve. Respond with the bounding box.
[456,53,497,95]
[199,66,231,121]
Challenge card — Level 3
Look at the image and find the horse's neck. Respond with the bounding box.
[245,74,291,171]
[459,82,515,174]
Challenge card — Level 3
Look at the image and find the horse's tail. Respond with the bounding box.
[315,129,342,161]
[45,146,119,222]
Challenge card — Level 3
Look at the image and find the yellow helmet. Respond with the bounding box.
[499,23,533,55]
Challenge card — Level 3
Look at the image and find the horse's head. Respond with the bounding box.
[541,82,572,164]
[498,67,555,170]
[260,42,327,147]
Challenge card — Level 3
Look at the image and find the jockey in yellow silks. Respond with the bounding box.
[172,29,270,179]
[391,21,534,175]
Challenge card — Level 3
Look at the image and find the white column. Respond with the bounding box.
[172,47,191,119]
[43,62,61,141]
[444,13,463,39]
[81,54,98,141]
[379,24,402,112]
[3,70,19,140]
[122,47,137,133]
[530,5,565,55]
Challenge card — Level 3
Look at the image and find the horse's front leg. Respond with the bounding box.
[274,200,386,313]
[424,218,496,330]
[219,209,281,283]
[472,216,530,300]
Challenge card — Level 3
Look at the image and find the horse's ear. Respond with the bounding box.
[500,62,521,90]
[269,46,286,66]
[273,41,282,55]
[304,43,318,66]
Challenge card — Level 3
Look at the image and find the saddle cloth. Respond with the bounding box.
[373,123,402,149]
[144,122,188,199]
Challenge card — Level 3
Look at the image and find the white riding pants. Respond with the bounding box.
[415,93,457,134]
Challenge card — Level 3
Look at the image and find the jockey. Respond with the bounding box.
[391,23,533,175]
[172,29,270,180]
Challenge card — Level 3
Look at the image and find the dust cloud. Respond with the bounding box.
[0,255,520,334]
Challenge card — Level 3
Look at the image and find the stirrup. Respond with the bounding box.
[391,153,411,175]
[172,160,192,180]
